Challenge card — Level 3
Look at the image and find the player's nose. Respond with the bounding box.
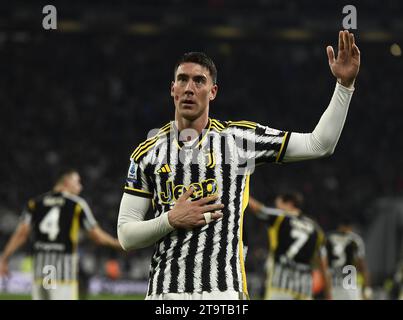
[184,80,195,95]
[184,89,194,96]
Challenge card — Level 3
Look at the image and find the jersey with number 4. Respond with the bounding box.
[261,213,325,299]
[22,191,98,281]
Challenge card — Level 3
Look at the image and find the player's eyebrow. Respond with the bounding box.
[176,73,208,83]
[193,75,207,83]
[176,73,189,80]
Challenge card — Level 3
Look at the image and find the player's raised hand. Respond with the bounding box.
[168,187,224,229]
[326,30,360,88]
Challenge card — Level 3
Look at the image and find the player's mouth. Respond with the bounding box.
[181,99,196,108]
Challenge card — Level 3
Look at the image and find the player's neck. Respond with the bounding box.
[53,185,63,193]
[175,113,209,135]
[338,226,352,233]
[53,185,71,195]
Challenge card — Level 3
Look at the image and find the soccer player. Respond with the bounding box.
[248,193,332,300]
[392,262,403,300]
[326,218,372,300]
[117,30,360,300]
[0,169,122,300]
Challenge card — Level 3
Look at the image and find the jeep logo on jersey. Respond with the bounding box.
[159,179,218,204]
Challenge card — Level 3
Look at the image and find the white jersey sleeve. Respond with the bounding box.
[117,193,174,251]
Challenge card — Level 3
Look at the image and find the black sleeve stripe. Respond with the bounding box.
[276,131,291,163]
[124,187,153,199]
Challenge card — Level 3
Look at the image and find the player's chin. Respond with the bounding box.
[179,106,202,121]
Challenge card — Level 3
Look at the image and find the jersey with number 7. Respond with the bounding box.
[259,212,326,299]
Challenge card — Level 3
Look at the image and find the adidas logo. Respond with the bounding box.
[156,164,171,174]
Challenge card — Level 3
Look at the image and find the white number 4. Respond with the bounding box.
[39,207,61,241]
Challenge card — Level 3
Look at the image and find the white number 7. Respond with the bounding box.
[39,207,61,241]
[286,229,309,259]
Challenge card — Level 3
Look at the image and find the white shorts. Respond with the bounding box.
[332,286,361,300]
[146,290,247,300]
[32,281,78,300]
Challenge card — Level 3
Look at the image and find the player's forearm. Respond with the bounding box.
[357,259,371,289]
[323,271,333,300]
[311,82,355,155]
[257,206,284,220]
[314,252,332,300]
[362,271,373,299]
[284,82,354,162]
[364,274,371,290]
[0,228,29,261]
[117,193,174,250]
[321,261,333,300]
[91,227,122,250]
[362,268,371,289]
[103,236,122,250]
[248,197,264,213]
[118,213,174,250]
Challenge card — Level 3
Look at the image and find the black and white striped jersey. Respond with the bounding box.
[123,118,290,296]
[326,230,365,286]
[21,191,98,281]
[256,210,326,299]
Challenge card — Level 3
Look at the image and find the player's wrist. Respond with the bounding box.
[337,77,355,89]
[166,210,177,229]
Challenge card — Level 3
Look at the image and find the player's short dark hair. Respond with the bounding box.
[277,192,304,209]
[174,52,218,84]
[55,168,78,185]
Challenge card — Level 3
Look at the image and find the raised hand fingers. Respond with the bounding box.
[343,30,351,52]
[339,30,344,51]
[349,33,355,53]
[352,42,360,57]
[194,194,219,205]
[351,33,360,57]
[326,46,335,65]
[350,33,355,47]
[199,211,223,226]
[178,186,194,202]
[210,211,223,221]
[201,203,224,213]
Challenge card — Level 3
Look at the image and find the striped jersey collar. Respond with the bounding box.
[171,118,212,150]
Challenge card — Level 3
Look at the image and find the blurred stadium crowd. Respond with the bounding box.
[0,0,402,298]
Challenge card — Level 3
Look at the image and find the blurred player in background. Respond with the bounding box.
[117,30,359,300]
[248,193,332,300]
[0,169,122,300]
[326,218,372,300]
[391,262,403,300]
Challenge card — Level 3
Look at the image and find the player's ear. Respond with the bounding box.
[170,81,175,97]
[209,84,218,101]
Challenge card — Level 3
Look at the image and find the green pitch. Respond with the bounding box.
[0,293,145,300]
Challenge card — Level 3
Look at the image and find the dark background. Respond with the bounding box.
[0,0,402,295]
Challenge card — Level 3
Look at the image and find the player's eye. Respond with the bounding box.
[193,77,206,86]
[177,75,188,83]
